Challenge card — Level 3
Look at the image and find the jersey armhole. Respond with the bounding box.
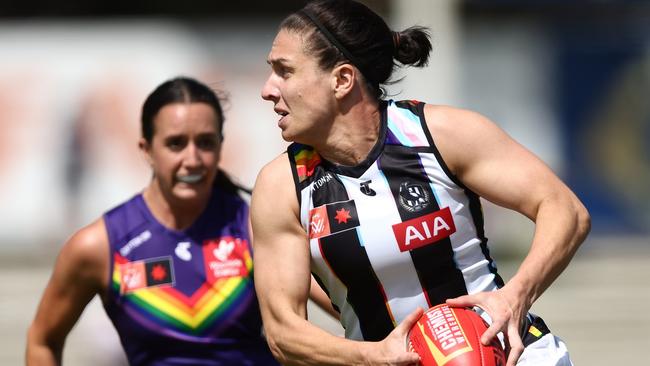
[100,215,116,302]
[418,102,471,191]
[286,146,303,207]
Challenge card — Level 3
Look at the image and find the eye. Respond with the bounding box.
[196,135,218,150]
[281,67,294,78]
[273,64,292,79]
[165,136,187,151]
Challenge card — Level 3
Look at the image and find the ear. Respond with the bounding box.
[331,63,356,99]
[138,137,154,167]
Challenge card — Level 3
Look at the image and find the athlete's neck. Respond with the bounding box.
[142,181,209,231]
[316,100,381,167]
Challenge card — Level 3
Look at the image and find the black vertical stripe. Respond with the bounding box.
[379,145,468,306]
[319,229,394,341]
[309,168,394,341]
[465,189,505,288]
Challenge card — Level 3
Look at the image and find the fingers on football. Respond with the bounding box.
[445,294,476,307]
[505,322,524,366]
[398,307,423,332]
[480,317,505,346]
[397,352,421,365]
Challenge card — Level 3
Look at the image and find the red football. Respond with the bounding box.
[407,304,505,366]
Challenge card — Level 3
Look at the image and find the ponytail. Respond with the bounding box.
[393,26,432,67]
[214,169,251,196]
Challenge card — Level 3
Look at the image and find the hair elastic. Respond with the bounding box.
[392,31,401,50]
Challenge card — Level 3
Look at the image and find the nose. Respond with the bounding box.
[261,74,279,102]
[183,142,202,168]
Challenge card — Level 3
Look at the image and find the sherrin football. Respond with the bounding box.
[407,304,505,366]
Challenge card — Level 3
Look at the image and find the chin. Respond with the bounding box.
[281,129,307,144]
[280,129,294,142]
[173,186,211,203]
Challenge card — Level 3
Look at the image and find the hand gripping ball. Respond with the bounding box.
[407,304,506,366]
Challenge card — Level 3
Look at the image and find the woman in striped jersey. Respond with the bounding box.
[251,1,591,365]
[27,77,291,365]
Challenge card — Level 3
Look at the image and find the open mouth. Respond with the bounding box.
[274,107,289,118]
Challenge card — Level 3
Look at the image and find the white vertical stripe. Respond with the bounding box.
[300,184,314,231]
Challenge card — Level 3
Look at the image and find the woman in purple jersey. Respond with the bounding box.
[250,1,591,366]
[26,77,330,365]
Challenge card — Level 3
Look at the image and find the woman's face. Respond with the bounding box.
[261,29,335,145]
[142,102,221,203]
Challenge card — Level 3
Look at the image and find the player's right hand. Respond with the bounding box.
[367,307,423,365]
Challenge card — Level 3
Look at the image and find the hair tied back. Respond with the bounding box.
[392,31,401,52]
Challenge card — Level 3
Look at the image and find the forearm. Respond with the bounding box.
[26,329,62,366]
[265,311,372,366]
[507,193,590,305]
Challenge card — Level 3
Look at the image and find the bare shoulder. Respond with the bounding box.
[253,152,296,202]
[57,218,109,289]
[251,152,302,233]
[423,104,513,175]
[63,218,109,263]
[255,152,293,184]
[423,104,499,139]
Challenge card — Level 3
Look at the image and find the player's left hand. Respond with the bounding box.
[446,288,528,366]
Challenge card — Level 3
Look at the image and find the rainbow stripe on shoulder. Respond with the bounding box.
[386,100,430,148]
[290,144,322,183]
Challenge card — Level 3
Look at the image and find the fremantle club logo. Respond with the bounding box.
[398,181,430,212]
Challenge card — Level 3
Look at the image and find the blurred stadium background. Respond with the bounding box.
[1,0,648,364]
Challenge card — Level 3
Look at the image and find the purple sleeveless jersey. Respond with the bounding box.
[102,184,279,365]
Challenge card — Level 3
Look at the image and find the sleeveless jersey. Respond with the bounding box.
[102,184,278,366]
[288,100,550,344]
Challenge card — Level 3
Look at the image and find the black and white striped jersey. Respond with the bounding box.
[287,100,505,341]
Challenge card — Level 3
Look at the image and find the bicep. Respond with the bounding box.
[427,106,569,220]
[251,158,312,321]
[29,221,108,344]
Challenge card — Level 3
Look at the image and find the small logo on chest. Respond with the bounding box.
[398,181,430,212]
[359,180,377,196]
[308,200,360,239]
[174,242,192,261]
[119,257,174,294]
[202,237,249,282]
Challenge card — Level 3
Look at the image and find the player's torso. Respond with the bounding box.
[290,100,503,341]
[102,186,276,365]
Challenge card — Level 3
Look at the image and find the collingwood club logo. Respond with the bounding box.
[359,180,376,196]
[398,181,430,212]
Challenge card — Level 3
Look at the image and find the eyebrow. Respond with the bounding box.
[267,57,290,66]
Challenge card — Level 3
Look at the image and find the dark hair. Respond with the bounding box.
[141,76,225,143]
[281,0,432,99]
[141,76,248,195]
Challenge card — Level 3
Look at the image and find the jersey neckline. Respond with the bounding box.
[133,186,222,239]
[319,100,389,179]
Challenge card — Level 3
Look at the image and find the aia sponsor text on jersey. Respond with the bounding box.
[392,207,456,251]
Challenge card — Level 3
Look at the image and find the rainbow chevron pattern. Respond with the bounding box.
[111,248,254,335]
